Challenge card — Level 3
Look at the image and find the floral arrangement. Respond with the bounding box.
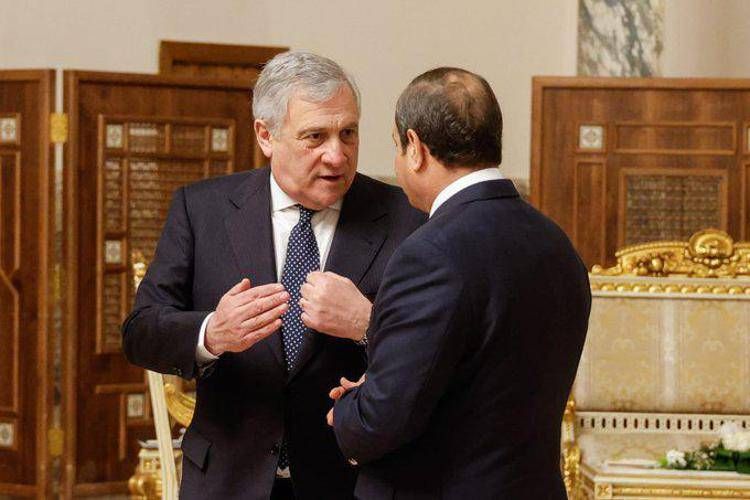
[660,423,750,474]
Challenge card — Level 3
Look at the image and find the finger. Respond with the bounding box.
[227,278,252,296]
[300,311,319,330]
[326,408,334,426]
[237,319,282,350]
[324,271,347,282]
[233,290,289,320]
[233,282,286,305]
[238,302,288,331]
[300,282,314,299]
[340,377,358,390]
[299,297,317,314]
[329,386,345,400]
[305,271,325,285]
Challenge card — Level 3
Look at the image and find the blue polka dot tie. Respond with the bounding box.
[280,205,320,373]
[278,205,319,470]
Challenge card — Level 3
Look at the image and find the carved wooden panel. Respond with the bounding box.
[97,117,234,354]
[63,71,256,497]
[531,78,750,268]
[0,70,54,498]
[620,169,727,246]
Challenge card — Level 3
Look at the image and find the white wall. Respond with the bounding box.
[663,0,750,78]
[0,0,578,180]
[3,0,749,179]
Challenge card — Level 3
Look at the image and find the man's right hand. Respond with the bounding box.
[205,279,289,356]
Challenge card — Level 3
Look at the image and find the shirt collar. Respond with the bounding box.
[429,167,503,218]
[270,172,343,212]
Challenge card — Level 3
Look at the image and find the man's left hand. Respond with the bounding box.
[300,271,372,342]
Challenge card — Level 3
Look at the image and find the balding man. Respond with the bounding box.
[327,68,591,499]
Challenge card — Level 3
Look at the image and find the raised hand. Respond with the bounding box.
[205,278,289,356]
[300,271,372,341]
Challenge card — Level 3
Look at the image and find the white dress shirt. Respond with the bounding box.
[195,173,342,363]
[429,167,504,218]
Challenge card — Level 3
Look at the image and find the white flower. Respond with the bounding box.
[724,431,750,452]
[719,422,750,452]
[666,449,687,468]
[720,422,741,440]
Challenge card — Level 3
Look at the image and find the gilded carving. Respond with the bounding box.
[562,398,582,498]
[164,383,195,428]
[592,229,750,279]
[128,447,183,500]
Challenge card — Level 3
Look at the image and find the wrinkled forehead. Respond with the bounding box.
[283,85,360,129]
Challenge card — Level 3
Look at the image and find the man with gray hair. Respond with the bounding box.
[122,51,423,499]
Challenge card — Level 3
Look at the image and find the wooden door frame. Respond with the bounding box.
[159,40,287,77]
[0,69,55,499]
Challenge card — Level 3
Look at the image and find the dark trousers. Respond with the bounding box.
[270,477,295,500]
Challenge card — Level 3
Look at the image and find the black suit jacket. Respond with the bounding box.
[122,167,423,500]
[333,180,591,499]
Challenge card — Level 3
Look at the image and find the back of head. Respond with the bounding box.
[395,67,502,168]
[252,51,360,134]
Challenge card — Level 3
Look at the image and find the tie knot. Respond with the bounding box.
[297,204,317,223]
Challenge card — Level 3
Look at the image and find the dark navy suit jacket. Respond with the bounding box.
[333,179,591,499]
[122,167,423,499]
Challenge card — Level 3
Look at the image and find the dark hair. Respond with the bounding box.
[395,67,502,167]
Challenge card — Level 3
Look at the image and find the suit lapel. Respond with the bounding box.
[224,168,285,368]
[288,174,388,381]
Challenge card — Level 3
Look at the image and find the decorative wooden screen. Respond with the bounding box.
[63,71,256,497]
[0,70,54,498]
[98,117,234,353]
[531,78,750,269]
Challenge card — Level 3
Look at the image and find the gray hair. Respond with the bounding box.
[252,51,361,134]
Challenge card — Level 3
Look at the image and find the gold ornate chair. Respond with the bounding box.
[129,254,196,500]
[563,229,750,499]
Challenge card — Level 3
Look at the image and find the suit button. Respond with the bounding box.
[271,443,280,455]
[348,458,358,466]
[174,367,183,377]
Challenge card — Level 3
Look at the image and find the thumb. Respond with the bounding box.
[229,278,252,295]
[340,377,359,390]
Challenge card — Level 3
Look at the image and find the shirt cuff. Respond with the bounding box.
[196,312,220,364]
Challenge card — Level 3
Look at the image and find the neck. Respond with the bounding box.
[422,164,489,211]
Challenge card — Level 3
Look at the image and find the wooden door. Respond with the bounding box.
[0,70,55,498]
[62,71,257,497]
[531,77,750,269]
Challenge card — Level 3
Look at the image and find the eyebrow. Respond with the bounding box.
[296,122,359,138]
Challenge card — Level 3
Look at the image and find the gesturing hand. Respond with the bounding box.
[327,374,366,426]
[205,278,289,356]
[300,271,372,342]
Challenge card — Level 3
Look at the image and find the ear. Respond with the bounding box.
[405,129,425,171]
[254,119,274,158]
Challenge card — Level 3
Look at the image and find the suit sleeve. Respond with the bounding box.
[333,236,467,464]
[121,186,210,380]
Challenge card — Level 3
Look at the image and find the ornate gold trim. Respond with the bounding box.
[591,229,750,279]
[50,112,68,144]
[164,383,195,428]
[590,278,750,296]
[611,486,750,497]
[562,398,582,498]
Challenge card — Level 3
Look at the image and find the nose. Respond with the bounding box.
[322,139,347,167]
